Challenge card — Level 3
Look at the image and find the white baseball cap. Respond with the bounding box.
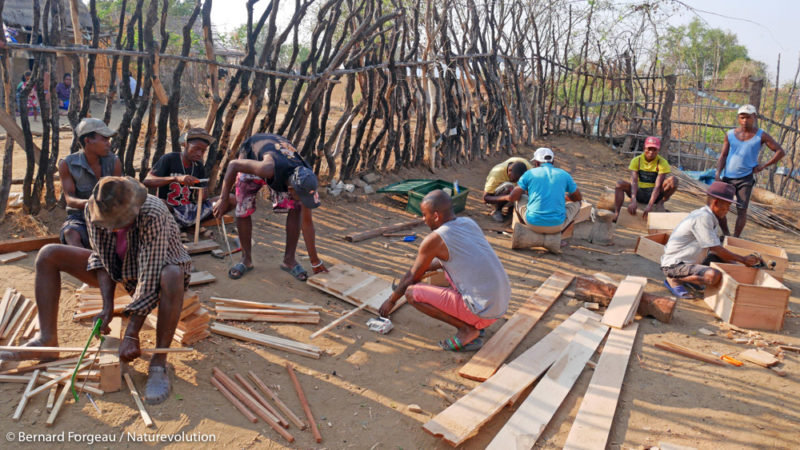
[737,104,757,115]
[532,147,554,163]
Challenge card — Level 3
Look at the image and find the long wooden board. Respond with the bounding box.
[184,239,220,255]
[189,271,216,286]
[422,308,602,446]
[486,319,609,449]
[601,276,646,329]
[0,235,59,254]
[307,263,403,315]
[209,322,321,359]
[0,251,27,264]
[563,324,639,450]
[458,271,574,381]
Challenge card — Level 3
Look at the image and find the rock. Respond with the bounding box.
[362,172,381,184]
[352,178,368,188]
[407,404,423,413]
[343,183,355,192]
[363,184,375,194]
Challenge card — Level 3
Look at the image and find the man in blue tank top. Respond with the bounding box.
[715,104,784,237]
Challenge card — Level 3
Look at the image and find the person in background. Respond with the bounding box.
[56,73,71,114]
[482,157,532,222]
[612,136,678,222]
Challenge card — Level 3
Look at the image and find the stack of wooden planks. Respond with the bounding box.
[601,276,647,329]
[210,297,321,324]
[73,286,131,321]
[0,288,38,345]
[210,322,322,359]
[145,291,210,345]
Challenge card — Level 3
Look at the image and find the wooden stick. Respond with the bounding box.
[234,373,289,428]
[123,373,155,428]
[343,218,424,242]
[194,188,203,244]
[12,369,39,421]
[0,374,35,382]
[310,302,369,339]
[46,385,58,411]
[248,371,307,430]
[209,323,321,359]
[210,297,321,311]
[46,378,73,426]
[26,360,92,398]
[654,342,724,366]
[39,373,104,395]
[0,235,59,254]
[212,368,294,443]
[0,356,81,375]
[0,346,193,354]
[286,363,322,443]
[779,345,800,353]
[210,376,258,423]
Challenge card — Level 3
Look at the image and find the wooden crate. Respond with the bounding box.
[634,232,670,264]
[703,262,790,331]
[723,236,788,281]
[647,212,688,233]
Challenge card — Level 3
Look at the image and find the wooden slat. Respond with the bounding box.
[210,376,258,423]
[209,322,321,358]
[458,271,575,381]
[210,297,321,311]
[307,264,404,315]
[0,235,59,254]
[0,251,27,264]
[0,288,13,328]
[738,349,779,367]
[2,298,32,339]
[601,277,646,329]
[423,308,602,446]
[286,363,322,443]
[45,378,72,426]
[12,369,39,421]
[486,319,609,449]
[248,371,307,430]
[184,239,219,255]
[343,218,424,242]
[654,341,724,366]
[124,373,155,428]
[563,324,639,450]
[0,292,22,335]
[189,271,216,286]
[215,313,319,324]
[647,212,689,233]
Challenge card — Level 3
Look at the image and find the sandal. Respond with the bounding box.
[439,336,484,352]
[664,279,692,299]
[228,262,254,280]
[281,263,308,281]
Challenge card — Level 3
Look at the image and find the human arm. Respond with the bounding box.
[642,172,666,218]
[715,135,730,181]
[57,159,90,211]
[567,187,582,202]
[708,245,760,266]
[213,156,274,218]
[94,269,117,335]
[493,186,525,204]
[142,159,199,189]
[378,233,448,317]
[753,132,785,174]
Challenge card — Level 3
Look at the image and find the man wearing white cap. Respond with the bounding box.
[715,104,784,237]
[494,147,583,235]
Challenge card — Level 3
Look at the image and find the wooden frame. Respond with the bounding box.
[723,236,788,280]
[634,232,670,264]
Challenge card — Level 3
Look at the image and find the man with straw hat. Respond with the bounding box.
[660,181,760,299]
[0,177,191,405]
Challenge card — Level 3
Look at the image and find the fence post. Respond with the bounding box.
[660,74,676,160]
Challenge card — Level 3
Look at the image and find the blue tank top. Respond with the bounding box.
[724,128,763,179]
[63,151,118,217]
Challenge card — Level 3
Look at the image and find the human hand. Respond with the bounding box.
[752,164,765,174]
[212,198,228,219]
[627,201,638,215]
[642,205,653,220]
[378,298,396,318]
[743,254,760,267]
[176,175,200,185]
[94,310,113,336]
[119,334,142,363]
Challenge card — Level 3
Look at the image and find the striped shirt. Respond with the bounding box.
[85,195,191,316]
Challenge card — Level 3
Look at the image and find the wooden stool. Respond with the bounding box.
[510,212,562,254]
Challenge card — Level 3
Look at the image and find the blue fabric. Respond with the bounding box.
[517,164,577,227]
[724,129,763,178]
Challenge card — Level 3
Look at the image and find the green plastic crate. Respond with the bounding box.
[407,180,469,216]
[376,179,438,194]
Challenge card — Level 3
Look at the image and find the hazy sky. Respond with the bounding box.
[207,0,798,80]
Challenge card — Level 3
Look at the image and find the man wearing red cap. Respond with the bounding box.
[613,136,678,222]
[660,181,760,299]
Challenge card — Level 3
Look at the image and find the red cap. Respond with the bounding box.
[644,136,661,149]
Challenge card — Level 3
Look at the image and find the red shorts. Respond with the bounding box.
[410,283,496,330]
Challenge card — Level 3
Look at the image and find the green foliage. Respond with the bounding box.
[662,18,751,86]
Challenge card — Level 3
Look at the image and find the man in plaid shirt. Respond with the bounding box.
[0,177,190,405]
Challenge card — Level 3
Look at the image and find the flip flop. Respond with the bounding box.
[281,263,308,281]
[664,279,692,299]
[439,336,484,352]
[683,282,705,298]
[228,262,254,280]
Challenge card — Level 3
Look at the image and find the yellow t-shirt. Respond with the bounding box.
[484,157,533,193]
[629,154,670,189]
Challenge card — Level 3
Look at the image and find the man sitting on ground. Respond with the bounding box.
[58,118,122,248]
[482,157,532,222]
[379,190,510,352]
[0,177,191,405]
[612,136,678,222]
[144,128,215,228]
[661,181,759,299]
[212,133,328,281]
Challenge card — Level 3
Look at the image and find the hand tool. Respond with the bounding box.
[711,351,743,366]
[218,213,236,268]
[71,317,104,402]
[189,186,205,244]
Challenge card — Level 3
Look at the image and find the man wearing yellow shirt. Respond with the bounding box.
[483,157,532,222]
[613,136,678,222]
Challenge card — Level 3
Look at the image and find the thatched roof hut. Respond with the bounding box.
[3,0,93,32]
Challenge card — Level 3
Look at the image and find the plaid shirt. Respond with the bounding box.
[86,195,191,316]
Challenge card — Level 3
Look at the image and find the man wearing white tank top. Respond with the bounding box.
[379,190,511,352]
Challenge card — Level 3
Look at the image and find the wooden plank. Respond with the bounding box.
[647,212,689,233]
[286,363,322,443]
[486,319,609,449]
[310,303,369,339]
[209,322,321,358]
[210,297,321,311]
[615,209,647,231]
[189,271,216,286]
[343,218,424,242]
[2,298,31,339]
[0,292,22,335]
[423,308,602,446]
[214,305,318,316]
[46,385,57,411]
[0,251,27,264]
[738,349,779,367]
[458,271,574,381]
[0,356,82,375]
[601,277,646,329]
[6,301,35,345]
[215,313,319,324]
[184,239,219,255]
[563,324,639,450]
[307,263,404,315]
[0,346,192,354]
[45,378,73,426]
[199,215,234,228]
[12,369,39,421]
[0,235,59,254]
[124,373,155,428]
[634,233,669,264]
[654,341,724,366]
[0,288,13,328]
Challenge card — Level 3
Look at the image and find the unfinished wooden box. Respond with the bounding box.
[647,212,688,234]
[634,232,670,264]
[723,236,788,281]
[704,262,790,331]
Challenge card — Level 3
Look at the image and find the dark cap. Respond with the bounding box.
[87,176,147,230]
[707,181,736,203]
[180,127,216,146]
[290,166,321,209]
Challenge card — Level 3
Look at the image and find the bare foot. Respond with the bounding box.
[0,336,59,361]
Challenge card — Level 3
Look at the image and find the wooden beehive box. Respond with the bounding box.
[723,236,788,280]
[704,262,790,331]
[634,232,670,264]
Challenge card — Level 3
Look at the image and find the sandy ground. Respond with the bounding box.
[0,126,799,449]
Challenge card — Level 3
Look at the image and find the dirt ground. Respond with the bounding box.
[1,125,799,449]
